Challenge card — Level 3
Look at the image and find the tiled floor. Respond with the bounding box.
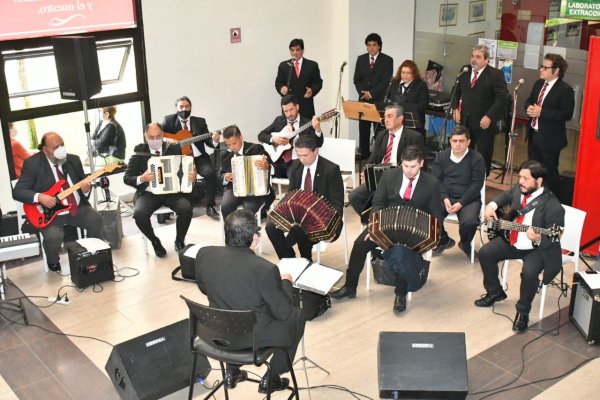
[1,172,599,399]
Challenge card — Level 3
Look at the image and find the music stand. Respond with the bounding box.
[403,111,421,130]
[342,99,382,124]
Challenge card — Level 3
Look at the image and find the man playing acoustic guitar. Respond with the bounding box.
[475,160,564,333]
[13,132,105,272]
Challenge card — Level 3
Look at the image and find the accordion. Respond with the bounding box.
[232,155,270,197]
[148,155,195,194]
[268,190,342,242]
[368,205,440,254]
[364,163,397,191]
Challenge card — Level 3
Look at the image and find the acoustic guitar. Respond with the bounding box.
[24,162,123,229]
[163,128,225,155]
[262,109,339,162]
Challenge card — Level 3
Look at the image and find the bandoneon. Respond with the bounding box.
[148,155,195,194]
[232,155,270,197]
[364,163,397,191]
[368,205,440,254]
[268,190,341,242]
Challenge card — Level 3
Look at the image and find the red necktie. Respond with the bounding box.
[369,56,375,71]
[294,60,300,78]
[531,82,548,128]
[182,120,189,130]
[402,178,414,201]
[154,151,160,156]
[304,167,313,192]
[509,194,531,246]
[383,133,395,163]
[54,165,78,216]
[470,70,479,88]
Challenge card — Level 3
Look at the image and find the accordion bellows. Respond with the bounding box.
[268,190,341,242]
[368,205,440,254]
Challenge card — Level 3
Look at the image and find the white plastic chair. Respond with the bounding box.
[219,204,264,253]
[318,137,357,190]
[443,178,486,263]
[500,204,586,320]
[271,177,290,199]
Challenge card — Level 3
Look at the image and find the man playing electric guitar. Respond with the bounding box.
[13,132,105,272]
[474,160,564,333]
[258,94,323,178]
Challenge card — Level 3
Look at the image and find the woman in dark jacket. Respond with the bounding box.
[387,60,430,137]
[92,105,126,162]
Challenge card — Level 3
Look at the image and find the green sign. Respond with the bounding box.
[561,0,600,19]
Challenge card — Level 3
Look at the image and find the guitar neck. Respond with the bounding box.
[56,167,110,200]
[178,128,224,146]
[497,220,552,237]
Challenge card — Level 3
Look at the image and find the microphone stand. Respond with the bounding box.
[440,71,464,151]
[286,59,294,96]
[330,62,346,138]
[498,87,520,186]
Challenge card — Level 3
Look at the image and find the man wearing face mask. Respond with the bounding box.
[162,96,220,218]
[124,123,197,257]
[13,132,105,272]
[8,122,32,178]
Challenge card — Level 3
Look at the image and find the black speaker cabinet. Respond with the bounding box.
[66,239,114,289]
[99,201,123,249]
[105,319,211,400]
[52,36,101,100]
[569,271,600,344]
[378,332,468,399]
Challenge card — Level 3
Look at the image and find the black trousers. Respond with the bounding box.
[467,122,495,176]
[266,223,314,261]
[194,156,217,206]
[358,120,380,159]
[528,133,562,198]
[220,188,274,219]
[344,228,377,289]
[133,192,192,243]
[348,183,372,220]
[478,237,545,314]
[41,204,104,264]
[439,200,481,246]
[272,159,292,179]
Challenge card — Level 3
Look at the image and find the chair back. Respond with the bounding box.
[561,205,586,266]
[180,296,257,353]
[319,137,356,188]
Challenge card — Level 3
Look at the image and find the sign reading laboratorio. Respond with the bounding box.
[0,0,137,41]
[560,0,600,19]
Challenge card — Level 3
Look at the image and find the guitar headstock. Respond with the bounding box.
[548,224,564,242]
[104,162,125,174]
[318,109,340,122]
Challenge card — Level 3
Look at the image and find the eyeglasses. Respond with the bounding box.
[539,65,554,70]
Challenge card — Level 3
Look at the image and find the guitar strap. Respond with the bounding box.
[517,191,549,216]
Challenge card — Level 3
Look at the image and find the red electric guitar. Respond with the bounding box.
[24,162,123,229]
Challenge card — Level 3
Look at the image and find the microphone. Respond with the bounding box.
[340,61,347,71]
[287,58,295,67]
[383,76,396,105]
[456,65,470,78]
[514,78,525,92]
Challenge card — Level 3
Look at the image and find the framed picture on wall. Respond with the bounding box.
[469,31,486,38]
[469,0,486,23]
[566,21,581,37]
[439,3,458,27]
[497,0,502,19]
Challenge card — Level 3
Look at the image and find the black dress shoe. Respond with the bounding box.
[224,370,247,389]
[330,285,356,299]
[474,291,507,307]
[206,206,219,218]
[513,312,529,333]
[174,240,185,252]
[48,262,61,272]
[433,238,455,255]
[151,239,167,257]
[393,294,407,312]
[258,375,289,394]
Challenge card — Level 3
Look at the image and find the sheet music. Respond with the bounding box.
[277,258,344,295]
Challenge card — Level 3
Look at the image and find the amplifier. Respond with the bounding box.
[66,238,115,289]
[569,271,600,344]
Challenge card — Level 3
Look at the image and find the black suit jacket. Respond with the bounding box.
[368,127,424,165]
[387,79,430,129]
[492,185,564,283]
[195,246,297,348]
[92,119,126,159]
[221,141,271,190]
[525,78,574,150]
[354,52,394,103]
[123,142,183,196]
[275,58,323,118]
[258,115,324,148]
[161,114,217,157]
[13,152,91,206]
[451,66,509,133]
[372,168,444,221]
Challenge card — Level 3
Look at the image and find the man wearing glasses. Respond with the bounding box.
[525,53,575,198]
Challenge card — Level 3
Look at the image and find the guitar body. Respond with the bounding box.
[23,180,72,228]
[263,143,292,162]
[485,207,563,243]
[164,130,194,155]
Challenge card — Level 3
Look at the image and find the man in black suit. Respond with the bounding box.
[452,44,509,176]
[525,53,575,198]
[265,135,344,261]
[161,96,220,218]
[195,209,305,393]
[220,125,274,218]
[354,33,394,159]
[331,146,443,312]
[348,104,424,222]
[432,125,486,257]
[13,132,104,271]
[258,94,324,178]
[275,38,323,119]
[123,123,196,257]
[474,160,564,333]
